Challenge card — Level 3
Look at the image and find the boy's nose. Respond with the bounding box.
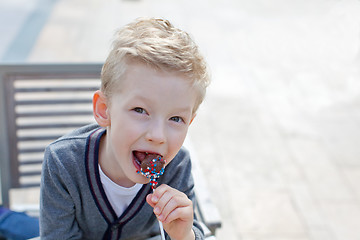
[145,120,166,144]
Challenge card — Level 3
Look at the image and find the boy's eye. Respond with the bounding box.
[133,107,147,114]
[170,116,184,123]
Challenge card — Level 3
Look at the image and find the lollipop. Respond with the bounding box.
[137,153,166,189]
[137,153,167,240]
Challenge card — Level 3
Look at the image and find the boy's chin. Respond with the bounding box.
[134,174,151,185]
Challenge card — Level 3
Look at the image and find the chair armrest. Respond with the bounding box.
[184,138,222,236]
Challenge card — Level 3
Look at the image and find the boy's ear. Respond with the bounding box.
[93,90,110,127]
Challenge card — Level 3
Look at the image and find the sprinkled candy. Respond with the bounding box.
[137,154,166,189]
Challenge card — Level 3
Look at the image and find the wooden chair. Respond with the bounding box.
[0,63,221,238]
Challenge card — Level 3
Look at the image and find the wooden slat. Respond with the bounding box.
[18,134,63,141]
[19,148,46,154]
[15,86,99,92]
[17,122,92,129]
[20,183,41,188]
[20,170,42,177]
[16,99,93,105]
[16,110,93,117]
[19,160,43,165]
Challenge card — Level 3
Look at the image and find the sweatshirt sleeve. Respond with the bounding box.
[40,145,83,239]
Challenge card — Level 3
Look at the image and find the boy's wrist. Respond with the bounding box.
[175,229,195,240]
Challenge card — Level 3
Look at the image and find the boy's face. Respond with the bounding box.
[101,61,197,187]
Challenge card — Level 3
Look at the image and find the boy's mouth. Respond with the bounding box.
[133,151,162,171]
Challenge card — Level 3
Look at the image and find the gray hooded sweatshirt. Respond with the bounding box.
[40,124,204,239]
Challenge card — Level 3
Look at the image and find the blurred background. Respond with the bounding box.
[1,0,360,239]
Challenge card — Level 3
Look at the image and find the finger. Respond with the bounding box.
[146,194,155,208]
[152,184,169,200]
[159,194,192,223]
[163,205,193,224]
[149,184,171,205]
[153,189,174,216]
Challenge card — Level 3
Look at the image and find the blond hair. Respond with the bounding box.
[101,17,210,113]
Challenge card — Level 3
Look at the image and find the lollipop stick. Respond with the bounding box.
[158,219,165,240]
[154,189,166,240]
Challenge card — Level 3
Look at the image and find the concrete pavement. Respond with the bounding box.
[2,0,360,239]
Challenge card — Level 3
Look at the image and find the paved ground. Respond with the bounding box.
[2,0,360,239]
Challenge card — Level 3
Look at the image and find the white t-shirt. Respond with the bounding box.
[99,165,143,217]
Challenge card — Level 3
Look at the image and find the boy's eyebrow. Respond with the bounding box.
[128,94,194,113]
[133,95,193,111]
[170,107,195,119]
[172,106,193,113]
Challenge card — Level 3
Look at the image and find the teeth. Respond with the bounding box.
[145,152,148,155]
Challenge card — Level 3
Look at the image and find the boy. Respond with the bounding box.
[40,17,210,240]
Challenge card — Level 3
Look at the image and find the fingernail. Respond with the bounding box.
[152,195,158,203]
[154,207,160,215]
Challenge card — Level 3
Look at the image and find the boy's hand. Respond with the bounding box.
[146,184,195,240]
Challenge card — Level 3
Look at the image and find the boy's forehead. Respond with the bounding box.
[108,60,201,112]
[121,61,192,88]
[111,65,192,99]
[126,59,186,78]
